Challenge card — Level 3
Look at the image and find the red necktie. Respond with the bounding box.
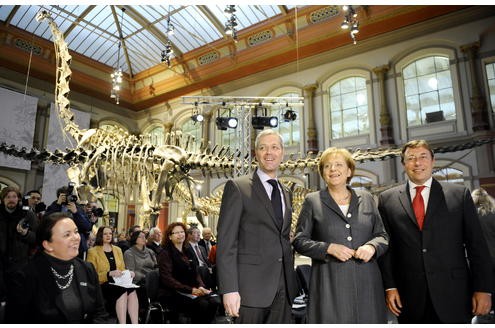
[412,185,426,230]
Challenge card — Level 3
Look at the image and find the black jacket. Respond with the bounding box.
[7,252,109,323]
[0,205,37,271]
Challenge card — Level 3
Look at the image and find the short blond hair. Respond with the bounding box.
[318,147,355,183]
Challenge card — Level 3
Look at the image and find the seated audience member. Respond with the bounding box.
[124,230,157,285]
[157,222,219,324]
[87,226,139,324]
[7,212,109,323]
[187,226,215,290]
[146,227,163,255]
[124,230,158,320]
[116,225,141,254]
[44,186,92,259]
[198,227,216,256]
[208,244,217,265]
[471,188,495,324]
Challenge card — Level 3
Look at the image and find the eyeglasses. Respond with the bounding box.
[404,154,430,163]
[171,231,185,235]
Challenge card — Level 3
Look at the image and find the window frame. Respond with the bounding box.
[394,47,464,142]
[321,69,375,148]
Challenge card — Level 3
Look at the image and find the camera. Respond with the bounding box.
[66,182,78,203]
[21,195,31,212]
[92,207,104,217]
[35,202,46,213]
[19,217,30,230]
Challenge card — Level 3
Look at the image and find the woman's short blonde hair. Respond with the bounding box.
[318,147,355,183]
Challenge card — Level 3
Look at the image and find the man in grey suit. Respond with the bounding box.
[378,139,492,323]
[216,129,297,323]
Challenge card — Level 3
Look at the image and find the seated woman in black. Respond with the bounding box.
[157,222,219,323]
[7,212,109,323]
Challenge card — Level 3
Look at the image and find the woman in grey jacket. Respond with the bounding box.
[124,230,157,285]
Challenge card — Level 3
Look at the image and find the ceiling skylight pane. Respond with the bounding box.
[0,6,15,21]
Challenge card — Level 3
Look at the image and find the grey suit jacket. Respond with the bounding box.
[378,179,493,323]
[216,169,298,307]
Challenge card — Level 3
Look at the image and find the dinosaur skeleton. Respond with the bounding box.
[1,10,494,230]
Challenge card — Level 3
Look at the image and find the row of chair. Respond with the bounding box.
[143,264,311,324]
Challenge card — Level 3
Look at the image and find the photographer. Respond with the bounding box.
[25,190,46,223]
[44,184,92,259]
[0,186,37,321]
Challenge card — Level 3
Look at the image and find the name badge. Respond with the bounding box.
[80,282,87,286]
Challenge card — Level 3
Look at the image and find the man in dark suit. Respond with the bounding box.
[198,227,216,256]
[146,226,163,255]
[217,129,297,324]
[378,139,492,323]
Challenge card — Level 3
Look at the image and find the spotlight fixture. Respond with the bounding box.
[252,116,278,129]
[110,8,126,104]
[224,5,238,42]
[216,106,238,130]
[341,5,359,44]
[161,40,174,67]
[191,102,204,123]
[191,114,204,123]
[283,109,297,122]
[216,117,238,130]
[166,17,174,36]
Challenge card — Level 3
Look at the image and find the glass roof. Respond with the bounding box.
[0,5,297,76]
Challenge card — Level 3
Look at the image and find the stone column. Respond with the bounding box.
[373,65,395,146]
[304,84,318,154]
[460,42,489,131]
[164,122,174,134]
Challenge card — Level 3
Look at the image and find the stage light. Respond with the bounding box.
[252,116,278,129]
[191,114,204,123]
[216,117,238,130]
[283,109,297,122]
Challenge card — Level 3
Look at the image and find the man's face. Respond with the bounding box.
[152,229,162,243]
[85,202,97,214]
[188,229,201,243]
[403,146,435,185]
[28,192,41,207]
[255,134,284,177]
[3,191,19,210]
[202,229,212,241]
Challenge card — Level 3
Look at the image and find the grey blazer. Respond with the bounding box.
[216,169,298,307]
[293,188,388,323]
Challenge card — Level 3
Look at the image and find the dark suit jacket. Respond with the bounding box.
[378,179,493,323]
[216,169,298,308]
[7,252,108,323]
[198,239,216,254]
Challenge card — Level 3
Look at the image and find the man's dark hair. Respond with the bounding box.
[128,225,141,236]
[0,186,21,203]
[26,190,41,197]
[56,186,69,197]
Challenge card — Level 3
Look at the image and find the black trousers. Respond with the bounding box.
[236,269,293,324]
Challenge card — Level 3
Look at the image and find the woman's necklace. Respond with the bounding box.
[331,190,351,203]
[50,264,74,290]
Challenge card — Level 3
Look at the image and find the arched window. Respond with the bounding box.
[329,76,369,138]
[350,175,374,191]
[402,55,455,125]
[181,119,202,144]
[486,62,495,113]
[99,120,129,133]
[433,167,464,184]
[144,125,164,146]
[102,193,120,227]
